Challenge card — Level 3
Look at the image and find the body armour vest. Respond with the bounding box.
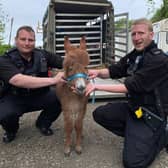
[6,48,48,77]
[5,48,49,95]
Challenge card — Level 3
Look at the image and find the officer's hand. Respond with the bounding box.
[88,69,99,79]
[85,82,96,96]
[53,72,66,84]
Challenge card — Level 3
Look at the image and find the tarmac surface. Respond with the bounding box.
[0,101,167,168]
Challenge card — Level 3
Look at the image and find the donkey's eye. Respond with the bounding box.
[69,66,73,71]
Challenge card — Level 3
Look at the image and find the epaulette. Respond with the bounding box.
[33,48,41,52]
[33,48,46,55]
[150,48,163,55]
[5,47,18,55]
[33,47,45,52]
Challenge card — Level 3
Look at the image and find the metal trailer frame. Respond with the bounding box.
[114,13,129,61]
[42,0,114,67]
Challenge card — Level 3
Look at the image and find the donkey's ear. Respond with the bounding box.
[80,36,86,50]
[64,36,71,51]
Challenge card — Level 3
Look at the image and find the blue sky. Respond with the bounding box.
[1,0,163,46]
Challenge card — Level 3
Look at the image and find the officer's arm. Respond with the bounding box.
[9,73,65,89]
[85,83,128,96]
[95,83,127,93]
[88,68,110,79]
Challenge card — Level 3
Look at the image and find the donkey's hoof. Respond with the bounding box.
[64,152,71,157]
[75,145,82,155]
[64,147,71,157]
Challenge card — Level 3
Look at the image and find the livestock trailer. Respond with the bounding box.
[42,0,115,67]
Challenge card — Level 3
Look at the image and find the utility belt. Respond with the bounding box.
[135,106,168,153]
[10,86,49,96]
[134,106,165,131]
[128,91,167,120]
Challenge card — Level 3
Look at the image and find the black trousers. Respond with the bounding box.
[92,101,166,168]
[0,88,61,133]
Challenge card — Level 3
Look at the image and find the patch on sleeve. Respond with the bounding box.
[150,48,162,55]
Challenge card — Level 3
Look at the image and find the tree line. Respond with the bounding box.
[147,0,168,22]
[0,0,11,55]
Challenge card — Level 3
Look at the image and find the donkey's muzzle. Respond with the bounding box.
[77,85,86,95]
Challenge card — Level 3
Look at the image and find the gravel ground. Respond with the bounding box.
[0,101,167,168]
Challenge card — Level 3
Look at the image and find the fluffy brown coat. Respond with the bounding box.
[56,36,89,156]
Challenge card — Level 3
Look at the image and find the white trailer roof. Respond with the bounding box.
[50,0,113,14]
[153,18,168,32]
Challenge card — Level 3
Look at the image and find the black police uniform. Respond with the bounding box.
[92,41,168,168]
[0,48,63,135]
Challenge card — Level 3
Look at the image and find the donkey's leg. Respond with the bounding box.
[64,114,73,156]
[74,114,84,154]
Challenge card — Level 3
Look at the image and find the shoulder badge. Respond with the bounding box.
[150,48,162,55]
[5,47,18,55]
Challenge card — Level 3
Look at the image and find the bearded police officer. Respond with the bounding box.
[86,18,168,168]
[0,26,65,143]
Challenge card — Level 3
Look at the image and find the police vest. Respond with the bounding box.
[127,48,168,117]
[6,48,49,96]
[7,48,48,77]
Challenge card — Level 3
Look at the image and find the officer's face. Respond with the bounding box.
[15,29,35,55]
[131,24,154,51]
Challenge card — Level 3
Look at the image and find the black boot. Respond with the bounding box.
[37,126,53,136]
[35,123,53,136]
[2,132,16,143]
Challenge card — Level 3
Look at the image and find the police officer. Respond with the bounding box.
[0,26,66,143]
[85,18,168,168]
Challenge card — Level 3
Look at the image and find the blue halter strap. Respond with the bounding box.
[66,73,88,82]
[65,73,96,104]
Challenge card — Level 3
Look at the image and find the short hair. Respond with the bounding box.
[16,26,35,38]
[131,18,153,32]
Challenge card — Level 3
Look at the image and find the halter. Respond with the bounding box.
[65,72,96,104]
[66,73,89,82]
